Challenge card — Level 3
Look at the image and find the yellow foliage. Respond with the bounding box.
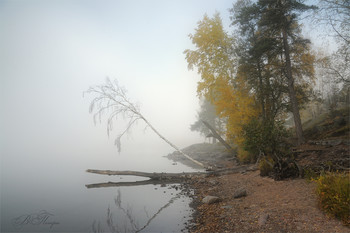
[184,12,236,100]
[185,13,258,146]
[313,172,350,225]
[213,74,258,146]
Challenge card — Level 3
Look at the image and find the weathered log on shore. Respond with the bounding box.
[86,169,206,180]
[86,179,182,189]
[86,165,257,181]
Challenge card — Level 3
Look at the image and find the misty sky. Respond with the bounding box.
[1,0,238,173]
[0,0,331,170]
[0,2,339,232]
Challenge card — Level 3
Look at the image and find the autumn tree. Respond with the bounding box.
[185,2,316,165]
[184,13,236,100]
[184,13,258,147]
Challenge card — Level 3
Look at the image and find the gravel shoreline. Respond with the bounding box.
[169,143,349,233]
[183,170,349,233]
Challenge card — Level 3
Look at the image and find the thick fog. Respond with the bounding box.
[1,2,237,231]
[0,0,235,173]
[1,1,342,232]
[0,0,332,178]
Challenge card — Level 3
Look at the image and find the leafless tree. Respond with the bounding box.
[85,78,205,168]
[313,0,350,84]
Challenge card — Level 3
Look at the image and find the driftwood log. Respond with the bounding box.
[86,169,205,180]
[85,165,257,188]
[86,179,184,189]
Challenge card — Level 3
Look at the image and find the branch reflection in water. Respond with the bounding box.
[90,188,188,233]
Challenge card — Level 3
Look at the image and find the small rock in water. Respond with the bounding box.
[233,188,247,198]
[202,195,221,204]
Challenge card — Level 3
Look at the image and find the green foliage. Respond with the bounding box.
[259,157,274,176]
[230,0,316,146]
[237,147,253,164]
[242,118,290,161]
[304,168,319,181]
[314,172,350,225]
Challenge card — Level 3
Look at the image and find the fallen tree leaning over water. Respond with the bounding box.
[202,120,234,153]
[85,165,257,188]
[85,78,205,168]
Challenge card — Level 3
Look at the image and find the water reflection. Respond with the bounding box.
[90,187,191,233]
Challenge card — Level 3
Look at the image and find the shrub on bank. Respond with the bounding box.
[241,118,290,162]
[314,172,350,225]
[259,157,274,176]
[237,147,254,164]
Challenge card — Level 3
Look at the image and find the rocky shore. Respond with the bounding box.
[167,143,237,169]
[186,169,348,233]
[169,143,349,233]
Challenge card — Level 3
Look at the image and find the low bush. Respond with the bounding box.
[314,172,350,225]
[259,157,274,176]
[242,118,290,162]
[304,168,319,181]
[237,147,254,164]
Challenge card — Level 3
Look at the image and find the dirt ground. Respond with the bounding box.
[187,170,349,233]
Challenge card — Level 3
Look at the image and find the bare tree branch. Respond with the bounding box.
[85,78,205,168]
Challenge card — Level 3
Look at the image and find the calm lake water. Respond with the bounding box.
[1,63,203,232]
[1,77,203,232]
[1,148,201,232]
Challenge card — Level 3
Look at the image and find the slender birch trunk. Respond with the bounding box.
[141,116,205,167]
[86,78,205,168]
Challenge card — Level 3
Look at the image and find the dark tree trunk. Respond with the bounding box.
[282,29,305,145]
[257,61,266,119]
